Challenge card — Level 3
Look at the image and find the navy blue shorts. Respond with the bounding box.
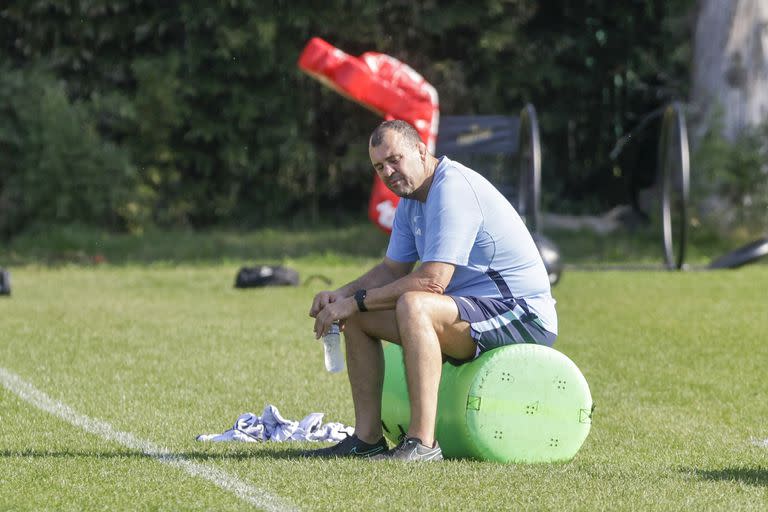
[450,295,557,358]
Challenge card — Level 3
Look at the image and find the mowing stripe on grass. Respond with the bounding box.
[0,367,298,512]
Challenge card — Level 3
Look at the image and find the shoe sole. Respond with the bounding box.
[300,446,387,459]
[370,450,443,461]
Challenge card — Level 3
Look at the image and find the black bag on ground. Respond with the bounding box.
[234,265,299,288]
[0,268,10,296]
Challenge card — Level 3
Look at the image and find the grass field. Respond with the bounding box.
[1,227,767,510]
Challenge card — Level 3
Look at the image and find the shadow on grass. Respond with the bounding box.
[0,448,492,465]
[691,467,768,486]
[0,447,327,460]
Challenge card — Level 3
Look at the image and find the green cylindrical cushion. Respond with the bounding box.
[381,342,593,463]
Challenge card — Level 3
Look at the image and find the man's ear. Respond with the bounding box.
[418,141,427,160]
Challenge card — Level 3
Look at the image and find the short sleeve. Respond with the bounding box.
[385,200,419,262]
[422,173,482,265]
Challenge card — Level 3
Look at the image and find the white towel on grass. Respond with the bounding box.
[196,404,354,443]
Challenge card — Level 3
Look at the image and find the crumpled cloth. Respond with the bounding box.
[196,404,354,443]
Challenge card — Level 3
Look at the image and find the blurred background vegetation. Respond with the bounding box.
[0,0,764,246]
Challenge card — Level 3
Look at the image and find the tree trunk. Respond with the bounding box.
[691,0,768,141]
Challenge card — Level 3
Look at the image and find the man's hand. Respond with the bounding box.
[309,290,345,318]
[313,296,357,339]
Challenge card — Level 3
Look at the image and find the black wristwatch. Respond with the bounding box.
[354,289,368,312]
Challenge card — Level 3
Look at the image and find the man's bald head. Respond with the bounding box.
[370,120,422,149]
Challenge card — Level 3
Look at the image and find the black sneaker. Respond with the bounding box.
[370,437,443,461]
[298,434,388,458]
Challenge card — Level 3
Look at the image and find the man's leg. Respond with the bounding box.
[395,291,475,447]
[343,293,473,448]
[341,311,401,444]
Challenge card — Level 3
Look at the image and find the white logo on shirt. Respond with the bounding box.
[412,216,422,236]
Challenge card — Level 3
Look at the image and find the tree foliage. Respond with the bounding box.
[0,0,695,235]
[0,66,137,236]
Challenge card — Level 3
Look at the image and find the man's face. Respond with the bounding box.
[369,130,426,198]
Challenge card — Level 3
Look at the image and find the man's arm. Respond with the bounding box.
[335,257,415,298]
[309,257,414,320]
[312,259,454,337]
[357,260,454,311]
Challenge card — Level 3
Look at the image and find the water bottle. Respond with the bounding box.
[322,322,345,373]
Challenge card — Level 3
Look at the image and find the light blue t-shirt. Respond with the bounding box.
[386,157,557,334]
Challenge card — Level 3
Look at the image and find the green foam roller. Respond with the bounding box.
[381,342,593,463]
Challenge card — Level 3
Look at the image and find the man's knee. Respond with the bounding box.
[396,291,432,324]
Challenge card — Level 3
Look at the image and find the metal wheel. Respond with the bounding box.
[518,104,542,234]
[658,102,690,270]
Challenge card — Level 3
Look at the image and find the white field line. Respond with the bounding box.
[0,367,298,512]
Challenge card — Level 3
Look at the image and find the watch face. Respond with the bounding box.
[355,289,367,311]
